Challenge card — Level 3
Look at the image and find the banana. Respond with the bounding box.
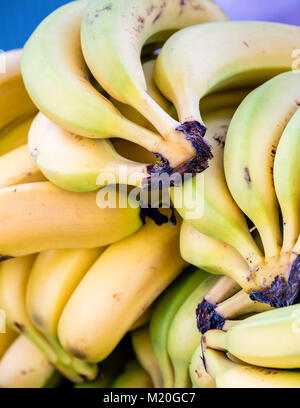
[150,267,211,388]
[202,344,300,388]
[0,327,17,360]
[0,114,34,156]
[204,303,300,369]
[173,108,263,289]
[167,274,230,388]
[0,181,142,257]
[21,0,185,178]
[155,21,300,133]
[131,324,163,388]
[58,212,186,363]
[224,72,300,306]
[0,49,37,130]
[130,306,154,331]
[274,107,300,253]
[0,256,93,382]
[26,248,104,373]
[111,359,153,388]
[0,144,45,188]
[81,0,227,175]
[29,113,149,192]
[189,342,215,388]
[0,335,56,388]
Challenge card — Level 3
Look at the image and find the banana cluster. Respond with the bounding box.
[0,0,300,389]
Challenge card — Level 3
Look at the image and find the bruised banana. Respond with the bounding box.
[202,344,300,388]
[131,324,163,388]
[189,342,215,388]
[0,256,89,382]
[82,0,227,175]
[150,267,209,388]
[26,248,104,374]
[0,181,142,258]
[155,21,300,137]
[0,144,45,188]
[224,72,300,306]
[58,213,186,363]
[21,0,182,176]
[204,303,300,369]
[0,335,56,388]
[0,49,36,130]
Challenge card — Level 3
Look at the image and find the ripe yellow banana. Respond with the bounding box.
[189,342,215,388]
[225,72,300,306]
[155,21,300,133]
[0,327,17,360]
[58,213,186,363]
[0,49,36,130]
[81,0,227,175]
[26,248,104,374]
[0,335,56,388]
[274,107,300,253]
[130,306,154,331]
[111,359,153,388]
[0,181,142,258]
[150,267,209,388]
[131,324,163,388]
[202,344,300,388]
[204,303,300,369]
[0,256,93,382]
[0,114,34,156]
[29,113,149,192]
[0,144,45,188]
[173,108,263,288]
[21,0,179,178]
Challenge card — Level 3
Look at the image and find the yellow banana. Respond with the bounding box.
[58,213,186,362]
[0,144,45,188]
[0,181,142,258]
[0,335,56,388]
[0,114,34,156]
[81,0,227,175]
[0,327,17,360]
[131,324,163,388]
[189,342,215,388]
[111,359,153,388]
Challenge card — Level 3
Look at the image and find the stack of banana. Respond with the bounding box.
[0,0,300,388]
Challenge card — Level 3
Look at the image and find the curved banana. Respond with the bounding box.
[58,213,186,363]
[204,303,300,369]
[202,345,300,388]
[0,49,36,130]
[0,327,17,360]
[82,0,227,175]
[26,248,104,373]
[173,108,263,282]
[21,0,181,175]
[150,267,209,388]
[111,359,153,388]
[0,181,142,257]
[189,342,215,388]
[0,144,45,188]
[0,114,34,156]
[29,113,149,192]
[0,335,56,388]
[155,21,300,131]
[0,256,89,382]
[167,275,222,388]
[274,107,300,252]
[131,324,163,388]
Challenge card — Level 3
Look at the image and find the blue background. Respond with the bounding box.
[1,0,300,51]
